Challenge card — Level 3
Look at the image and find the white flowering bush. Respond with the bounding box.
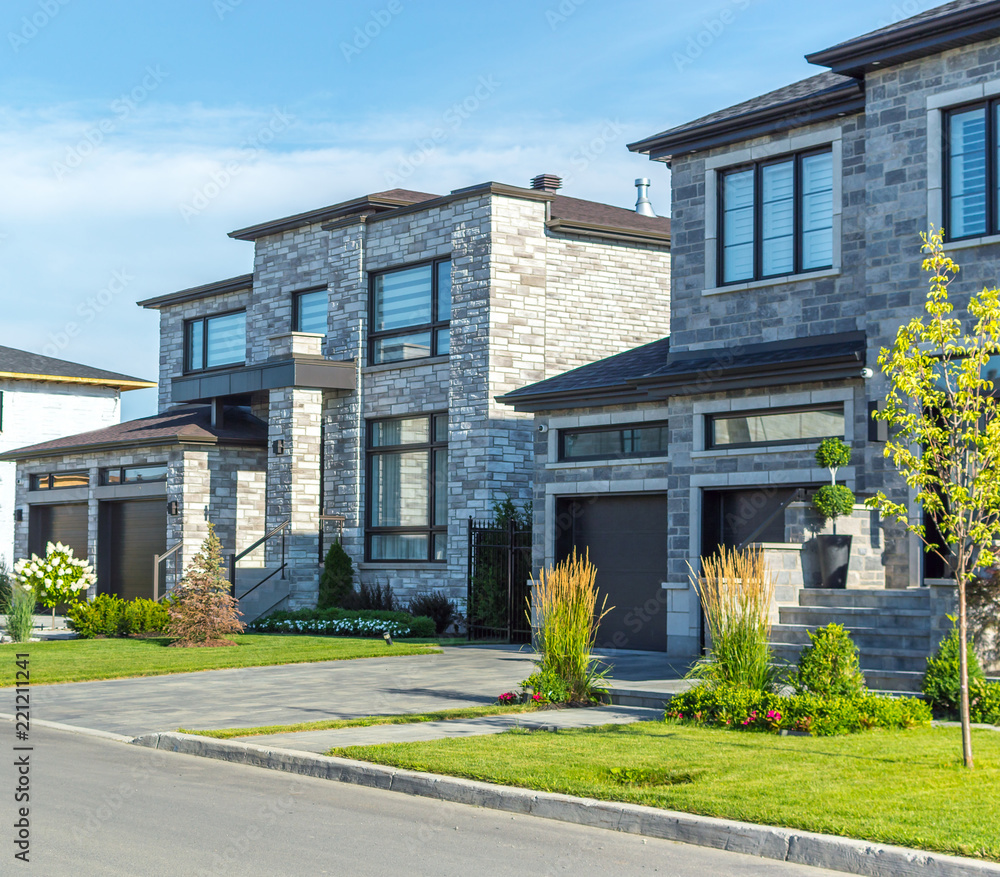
[249,608,435,638]
[14,542,95,627]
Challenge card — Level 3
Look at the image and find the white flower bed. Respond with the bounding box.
[250,617,414,637]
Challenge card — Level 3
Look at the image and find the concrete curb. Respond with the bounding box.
[0,713,134,744]
[131,730,1000,877]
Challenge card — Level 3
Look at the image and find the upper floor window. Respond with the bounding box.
[184,311,246,372]
[294,288,328,334]
[707,404,844,450]
[946,102,997,239]
[101,464,168,485]
[369,259,451,365]
[30,470,89,490]
[559,422,668,462]
[719,149,833,284]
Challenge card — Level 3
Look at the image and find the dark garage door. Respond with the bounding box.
[28,503,89,560]
[100,500,167,602]
[555,494,668,652]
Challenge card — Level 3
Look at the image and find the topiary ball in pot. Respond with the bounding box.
[811,438,856,588]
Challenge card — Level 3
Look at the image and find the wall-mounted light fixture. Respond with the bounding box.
[13,508,23,522]
[167,500,179,516]
[272,439,285,455]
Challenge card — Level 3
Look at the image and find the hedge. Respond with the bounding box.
[249,607,435,639]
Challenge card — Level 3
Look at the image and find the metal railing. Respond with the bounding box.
[318,514,347,562]
[228,520,290,600]
[152,542,182,601]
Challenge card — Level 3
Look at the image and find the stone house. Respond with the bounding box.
[502,0,1000,686]
[0,346,153,570]
[3,179,670,617]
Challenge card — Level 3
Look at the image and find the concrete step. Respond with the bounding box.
[796,588,930,610]
[860,669,926,694]
[606,688,674,709]
[771,643,930,674]
[778,606,931,630]
[771,623,931,653]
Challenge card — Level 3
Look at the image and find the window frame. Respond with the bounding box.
[100,464,168,486]
[183,309,247,374]
[705,403,845,451]
[365,411,448,563]
[943,99,998,242]
[717,146,834,286]
[292,286,329,334]
[368,257,451,366]
[557,421,669,463]
[30,470,90,491]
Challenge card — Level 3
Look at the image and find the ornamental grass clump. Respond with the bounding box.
[5,580,36,643]
[526,548,611,704]
[688,546,778,691]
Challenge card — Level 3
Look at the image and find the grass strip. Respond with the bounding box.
[0,635,440,686]
[181,704,541,739]
[329,722,1000,861]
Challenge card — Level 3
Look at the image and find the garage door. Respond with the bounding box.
[28,503,89,559]
[555,494,668,652]
[101,500,167,602]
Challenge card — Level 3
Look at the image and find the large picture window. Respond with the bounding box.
[559,422,668,462]
[366,413,447,561]
[707,405,844,450]
[184,311,246,372]
[294,288,328,334]
[369,259,451,364]
[719,148,833,284]
[945,102,997,240]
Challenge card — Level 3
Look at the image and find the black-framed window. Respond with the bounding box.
[945,101,997,240]
[707,404,844,450]
[184,311,246,373]
[101,464,168,485]
[558,422,669,462]
[30,471,89,490]
[369,258,451,365]
[366,412,447,562]
[719,148,833,284]
[293,288,328,334]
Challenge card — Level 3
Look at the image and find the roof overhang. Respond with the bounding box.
[0,371,155,391]
[138,274,254,310]
[544,218,670,246]
[807,1,1000,77]
[171,356,355,403]
[0,431,264,462]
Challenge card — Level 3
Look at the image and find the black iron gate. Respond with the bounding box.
[467,516,532,643]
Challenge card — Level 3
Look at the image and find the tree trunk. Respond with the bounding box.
[51,606,56,630]
[958,576,974,769]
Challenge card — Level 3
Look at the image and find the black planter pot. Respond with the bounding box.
[816,534,852,589]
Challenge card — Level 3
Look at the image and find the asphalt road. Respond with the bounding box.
[4,726,845,877]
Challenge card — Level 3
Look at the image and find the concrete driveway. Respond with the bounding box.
[27,645,690,737]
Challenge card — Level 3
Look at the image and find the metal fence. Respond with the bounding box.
[466,516,532,643]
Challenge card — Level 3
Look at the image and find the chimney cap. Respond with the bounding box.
[530,173,562,193]
[634,178,655,217]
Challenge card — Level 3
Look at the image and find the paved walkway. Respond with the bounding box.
[28,645,693,738]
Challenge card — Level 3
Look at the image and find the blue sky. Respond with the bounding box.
[0,0,927,418]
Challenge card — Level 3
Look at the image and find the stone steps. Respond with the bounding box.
[234,567,290,623]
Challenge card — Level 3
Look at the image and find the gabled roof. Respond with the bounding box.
[500,333,866,411]
[807,0,1000,77]
[0,405,267,461]
[0,345,154,390]
[629,72,863,160]
[228,189,440,241]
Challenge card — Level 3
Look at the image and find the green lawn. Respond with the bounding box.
[181,703,541,739]
[331,722,1000,861]
[0,635,440,685]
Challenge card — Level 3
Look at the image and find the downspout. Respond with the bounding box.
[355,219,366,526]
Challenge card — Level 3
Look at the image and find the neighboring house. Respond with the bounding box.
[0,346,154,569]
[502,0,1000,685]
[2,178,670,616]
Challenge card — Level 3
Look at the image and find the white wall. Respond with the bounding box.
[0,379,120,567]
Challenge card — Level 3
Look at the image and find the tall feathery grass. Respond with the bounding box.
[531,549,612,702]
[688,546,778,691]
[5,581,37,644]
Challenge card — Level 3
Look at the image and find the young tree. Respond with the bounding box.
[317,539,354,609]
[167,523,244,646]
[868,229,1000,768]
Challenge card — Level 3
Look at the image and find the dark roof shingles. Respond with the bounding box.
[0,345,152,385]
[550,194,670,234]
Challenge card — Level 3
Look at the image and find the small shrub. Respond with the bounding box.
[792,623,866,698]
[922,623,986,717]
[14,542,95,627]
[168,524,244,646]
[5,582,36,643]
[68,595,171,638]
[409,590,457,635]
[341,580,398,612]
[249,607,435,638]
[522,667,571,704]
[688,546,778,691]
[971,681,1000,725]
[812,484,856,522]
[666,683,931,736]
[318,540,354,610]
[122,598,170,635]
[0,558,12,610]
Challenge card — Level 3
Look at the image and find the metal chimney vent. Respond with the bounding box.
[635,178,655,216]
[530,173,563,193]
